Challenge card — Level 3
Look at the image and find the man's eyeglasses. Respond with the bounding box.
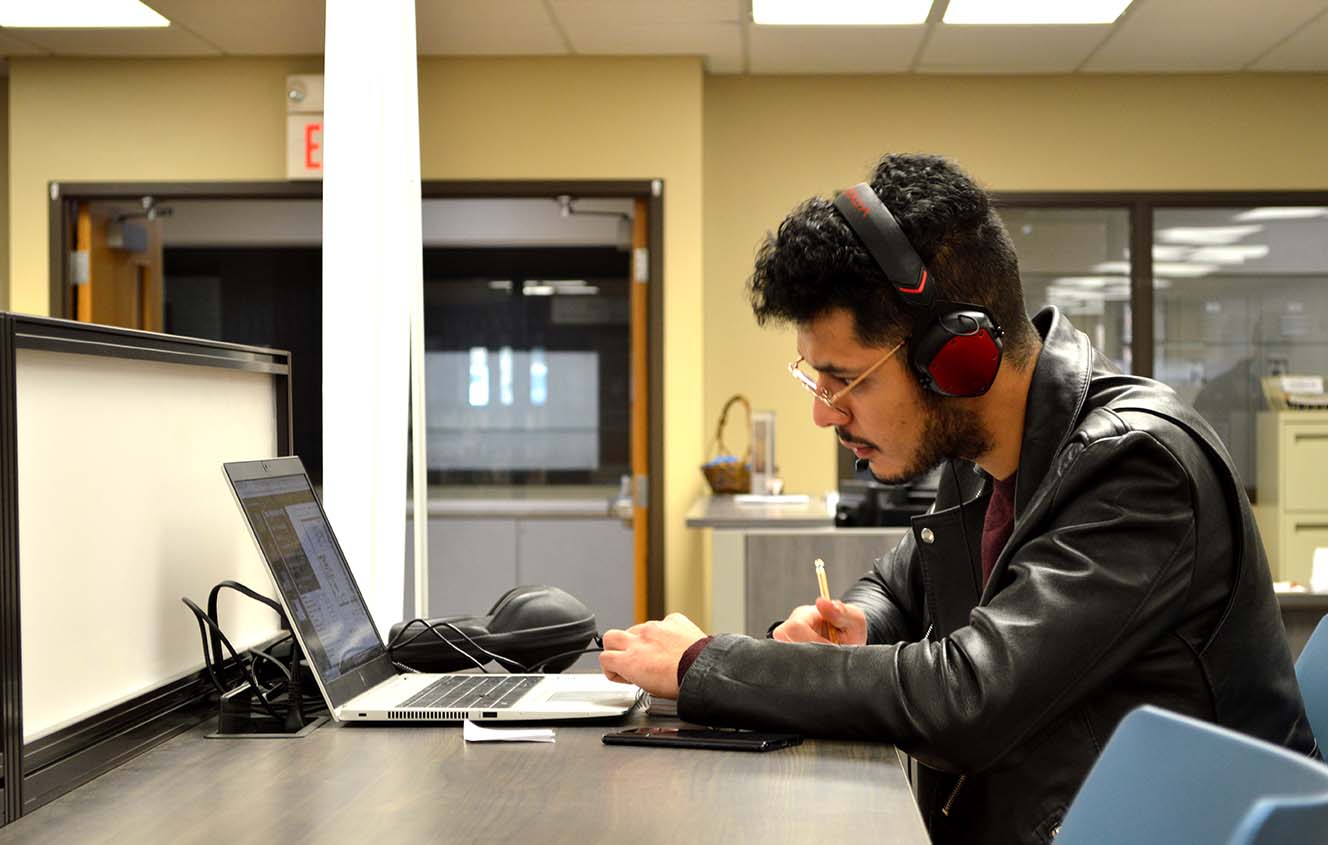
[787,339,906,414]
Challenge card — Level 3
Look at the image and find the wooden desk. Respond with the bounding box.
[0,711,929,844]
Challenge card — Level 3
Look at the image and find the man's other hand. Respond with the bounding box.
[771,598,867,645]
[599,612,707,699]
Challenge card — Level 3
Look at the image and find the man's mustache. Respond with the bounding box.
[836,427,879,451]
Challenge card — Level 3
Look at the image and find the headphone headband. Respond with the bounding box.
[832,182,935,310]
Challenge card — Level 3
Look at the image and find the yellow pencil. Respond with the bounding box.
[814,558,839,644]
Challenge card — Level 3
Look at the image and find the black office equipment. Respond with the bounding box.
[386,585,599,674]
[181,580,327,737]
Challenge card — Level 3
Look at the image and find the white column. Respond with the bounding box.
[322,0,424,635]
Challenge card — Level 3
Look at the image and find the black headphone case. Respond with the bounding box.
[386,585,598,673]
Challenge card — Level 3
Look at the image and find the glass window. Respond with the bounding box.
[997,207,1133,372]
[421,244,631,485]
[1153,207,1328,493]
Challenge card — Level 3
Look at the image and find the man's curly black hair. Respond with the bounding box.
[748,153,1038,365]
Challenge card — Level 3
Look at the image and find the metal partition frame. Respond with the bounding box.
[0,313,293,823]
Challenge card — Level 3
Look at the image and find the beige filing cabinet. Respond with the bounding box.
[1256,410,1328,584]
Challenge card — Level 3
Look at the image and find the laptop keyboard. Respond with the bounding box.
[401,675,542,710]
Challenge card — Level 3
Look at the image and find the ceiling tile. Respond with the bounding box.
[550,0,741,24]
[1083,0,1328,72]
[12,24,221,57]
[747,25,926,74]
[919,25,1112,74]
[144,0,323,55]
[417,0,567,55]
[0,29,50,56]
[1250,9,1328,70]
[560,20,742,72]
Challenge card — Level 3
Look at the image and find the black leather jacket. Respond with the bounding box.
[678,307,1318,844]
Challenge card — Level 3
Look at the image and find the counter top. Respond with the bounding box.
[686,494,836,529]
[408,485,623,519]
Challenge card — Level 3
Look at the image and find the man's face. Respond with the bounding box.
[796,308,992,484]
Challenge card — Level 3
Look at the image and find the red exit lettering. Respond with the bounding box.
[304,122,323,170]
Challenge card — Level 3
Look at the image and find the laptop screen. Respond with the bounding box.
[231,472,386,688]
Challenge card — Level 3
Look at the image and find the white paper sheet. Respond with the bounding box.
[462,720,555,743]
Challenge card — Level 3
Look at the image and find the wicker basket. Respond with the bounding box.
[701,394,752,494]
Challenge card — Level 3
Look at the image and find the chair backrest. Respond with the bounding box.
[1056,705,1328,845]
[1229,792,1328,845]
[1296,614,1328,750]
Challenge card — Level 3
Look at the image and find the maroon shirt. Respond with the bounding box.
[982,474,1017,588]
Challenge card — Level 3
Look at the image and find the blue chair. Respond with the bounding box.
[1296,614,1328,749]
[1230,792,1328,844]
[1055,705,1328,845]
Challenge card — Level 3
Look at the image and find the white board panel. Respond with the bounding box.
[16,349,281,740]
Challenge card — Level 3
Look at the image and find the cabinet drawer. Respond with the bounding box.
[1283,425,1328,510]
[1282,519,1328,585]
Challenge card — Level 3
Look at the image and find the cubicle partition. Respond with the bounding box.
[0,314,293,825]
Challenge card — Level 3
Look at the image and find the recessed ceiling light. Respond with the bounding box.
[753,0,932,26]
[0,0,169,28]
[943,0,1133,25]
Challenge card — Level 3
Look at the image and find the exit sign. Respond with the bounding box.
[286,74,324,180]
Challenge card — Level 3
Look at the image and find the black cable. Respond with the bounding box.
[386,618,491,673]
[524,645,605,674]
[388,617,523,670]
[181,597,286,723]
[387,619,608,676]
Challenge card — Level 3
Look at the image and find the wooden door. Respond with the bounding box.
[73,202,164,331]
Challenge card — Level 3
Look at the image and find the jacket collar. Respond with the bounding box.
[1011,307,1094,517]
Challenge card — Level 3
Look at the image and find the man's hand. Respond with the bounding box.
[599,612,707,699]
[771,598,868,645]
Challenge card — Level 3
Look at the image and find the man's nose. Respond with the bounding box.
[811,397,849,428]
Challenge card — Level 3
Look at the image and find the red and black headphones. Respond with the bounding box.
[833,182,1003,398]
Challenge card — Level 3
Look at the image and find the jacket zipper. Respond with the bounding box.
[940,775,966,816]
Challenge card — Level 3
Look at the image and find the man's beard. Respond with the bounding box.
[849,394,993,485]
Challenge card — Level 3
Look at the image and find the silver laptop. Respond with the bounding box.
[223,457,642,722]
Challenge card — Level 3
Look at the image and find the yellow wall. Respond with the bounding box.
[702,73,1328,498]
[8,56,708,620]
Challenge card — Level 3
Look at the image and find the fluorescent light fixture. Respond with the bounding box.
[1049,276,1116,288]
[943,0,1132,24]
[1092,261,1130,274]
[523,279,599,296]
[1153,262,1218,278]
[1187,245,1269,264]
[753,0,931,25]
[0,0,169,27]
[487,280,513,292]
[1234,207,1328,222]
[1157,225,1262,246]
[1152,245,1189,261]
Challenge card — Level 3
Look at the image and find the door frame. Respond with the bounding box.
[48,178,666,621]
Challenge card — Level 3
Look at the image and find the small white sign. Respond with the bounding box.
[1282,375,1324,395]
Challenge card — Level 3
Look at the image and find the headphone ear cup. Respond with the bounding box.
[909,309,1004,397]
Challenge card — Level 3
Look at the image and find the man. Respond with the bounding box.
[599,154,1317,844]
